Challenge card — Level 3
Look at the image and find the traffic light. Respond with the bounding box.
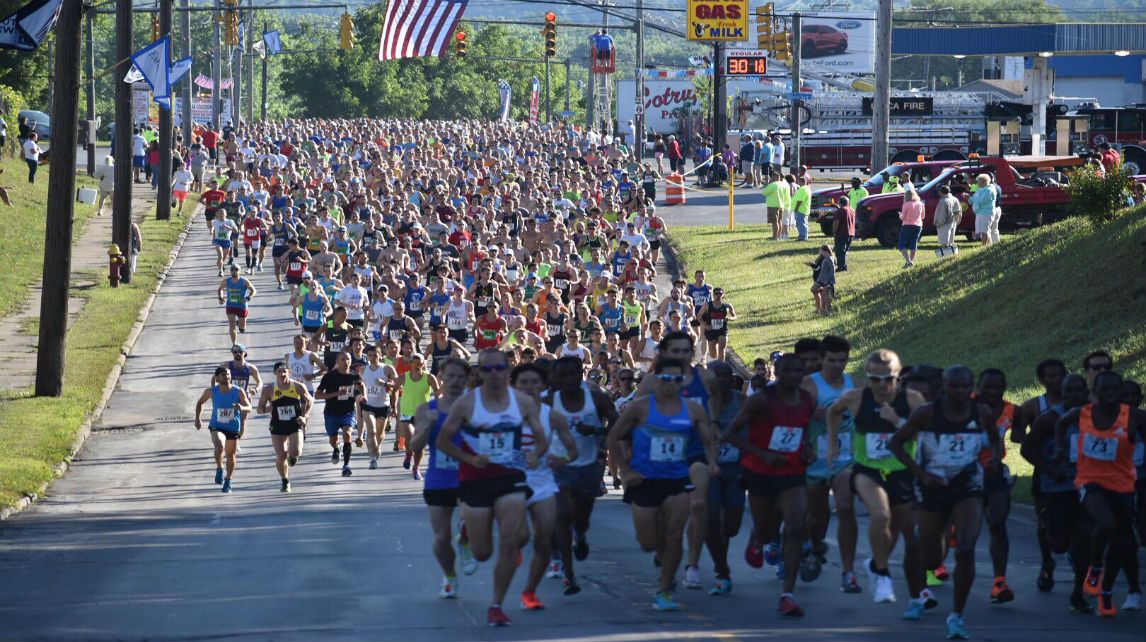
[222,0,239,47]
[454,30,467,60]
[769,32,792,63]
[339,11,355,50]
[756,3,774,49]
[543,11,557,57]
[151,14,160,42]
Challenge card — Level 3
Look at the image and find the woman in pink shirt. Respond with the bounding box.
[897,189,925,267]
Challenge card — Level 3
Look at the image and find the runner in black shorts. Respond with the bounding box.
[257,362,313,493]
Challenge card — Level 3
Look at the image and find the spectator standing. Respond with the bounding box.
[692,139,711,185]
[770,133,785,174]
[762,173,784,240]
[738,136,755,187]
[666,135,683,173]
[933,184,961,257]
[846,176,869,209]
[94,156,115,215]
[131,128,147,183]
[989,175,1003,244]
[832,195,855,271]
[148,140,161,190]
[652,135,666,174]
[811,244,835,315]
[791,176,811,241]
[1097,142,1121,173]
[898,188,925,267]
[970,173,996,246]
[22,131,41,183]
[129,221,143,275]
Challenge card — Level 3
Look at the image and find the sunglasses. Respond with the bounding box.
[1087,363,1113,372]
[656,374,685,383]
[866,372,897,383]
[619,376,634,382]
[479,364,508,373]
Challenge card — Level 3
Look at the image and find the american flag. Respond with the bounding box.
[378,0,469,61]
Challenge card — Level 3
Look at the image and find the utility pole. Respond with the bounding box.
[84,8,96,176]
[634,0,644,160]
[157,0,173,220]
[234,9,242,127]
[36,0,83,396]
[789,12,802,172]
[181,0,192,144]
[113,0,133,284]
[544,54,551,123]
[246,11,254,124]
[213,1,222,128]
[871,0,892,171]
[713,42,727,153]
[563,58,570,117]
[261,21,268,120]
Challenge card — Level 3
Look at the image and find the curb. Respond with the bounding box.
[0,209,198,522]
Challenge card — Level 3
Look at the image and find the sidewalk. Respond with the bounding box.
[0,182,162,393]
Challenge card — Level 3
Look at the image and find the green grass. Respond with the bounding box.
[0,156,99,317]
[0,209,187,511]
[672,206,1146,501]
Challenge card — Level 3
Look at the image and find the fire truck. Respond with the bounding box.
[738,91,1146,174]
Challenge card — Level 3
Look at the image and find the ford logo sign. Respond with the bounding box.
[835,20,861,29]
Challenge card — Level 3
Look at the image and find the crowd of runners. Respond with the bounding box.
[188,118,1145,638]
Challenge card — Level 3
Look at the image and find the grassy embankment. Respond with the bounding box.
[672,207,1146,500]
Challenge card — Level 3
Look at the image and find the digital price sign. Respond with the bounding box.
[725,52,767,76]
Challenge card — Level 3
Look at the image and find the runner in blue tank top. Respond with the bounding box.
[610,357,718,613]
[194,366,252,494]
[217,264,257,346]
[410,357,476,599]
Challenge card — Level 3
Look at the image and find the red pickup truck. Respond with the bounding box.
[810,160,961,232]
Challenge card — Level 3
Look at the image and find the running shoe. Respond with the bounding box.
[562,577,582,596]
[764,541,782,567]
[841,571,861,594]
[613,475,622,489]
[331,448,340,464]
[342,465,352,477]
[286,456,297,467]
[487,606,511,627]
[412,467,422,481]
[1098,593,1117,618]
[438,577,457,599]
[902,599,926,621]
[990,578,1015,604]
[217,269,224,277]
[778,593,804,617]
[926,570,945,587]
[799,550,823,583]
[573,532,590,561]
[520,591,545,610]
[945,614,970,640]
[369,458,378,470]
[545,559,564,579]
[709,577,732,596]
[652,591,678,611]
[921,589,939,609]
[1083,566,1103,597]
[214,468,224,485]
[277,282,284,291]
[1069,592,1093,614]
[683,565,702,589]
[281,479,291,493]
[1123,592,1143,611]
[256,263,263,273]
[1037,561,1055,593]
[874,575,897,604]
[457,535,478,576]
[744,539,764,568]
[403,453,412,470]
[775,561,786,580]
[221,479,232,493]
[933,564,950,581]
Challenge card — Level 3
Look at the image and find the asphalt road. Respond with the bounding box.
[0,210,1142,642]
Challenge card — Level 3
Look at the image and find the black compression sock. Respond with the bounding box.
[342,442,352,465]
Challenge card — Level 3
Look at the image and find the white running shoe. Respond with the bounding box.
[457,536,478,576]
[545,559,564,579]
[683,565,702,589]
[438,576,457,599]
[874,575,897,603]
[1123,592,1143,611]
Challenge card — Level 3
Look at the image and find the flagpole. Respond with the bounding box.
[181,0,192,144]
[157,0,173,221]
[261,22,268,121]
[85,7,96,176]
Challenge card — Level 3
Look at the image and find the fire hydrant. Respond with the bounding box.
[108,244,126,287]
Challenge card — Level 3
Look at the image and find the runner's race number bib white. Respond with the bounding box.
[216,407,236,422]
[866,432,894,459]
[650,435,686,462]
[769,426,803,453]
[276,405,296,421]
[718,441,740,463]
[932,433,977,467]
[1081,434,1118,462]
[816,433,852,462]
[479,431,514,464]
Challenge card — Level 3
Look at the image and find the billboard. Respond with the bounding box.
[618,78,776,134]
[687,0,749,42]
[750,11,875,74]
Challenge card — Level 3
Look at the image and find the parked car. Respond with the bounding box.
[18,109,50,139]
[801,25,848,58]
[811,160,960,229]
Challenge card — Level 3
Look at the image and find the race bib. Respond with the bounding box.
[216,407,236,422]
[555,279,568,289]
[289,261,303,272]
[866,432,894,460]
[933,433,977,467]
[337,385,353,400]
[227,291,244,304]
[304,309,320,321]
[816,433,852,462]
[718,441,740,463]
[276,405,297,421]
[650,435,686,462]
[624,312,638,325]
[478,431,514,464]
[768,426,803,453]
[710,318,724,330]
[1081,434,1118,462]
[367,384,385,399]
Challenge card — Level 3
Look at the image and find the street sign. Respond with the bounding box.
[789,92,813,100]
[558,110,575,119]
[687,0,748,42]
[634,105,644,115]
[862,96,934,116]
